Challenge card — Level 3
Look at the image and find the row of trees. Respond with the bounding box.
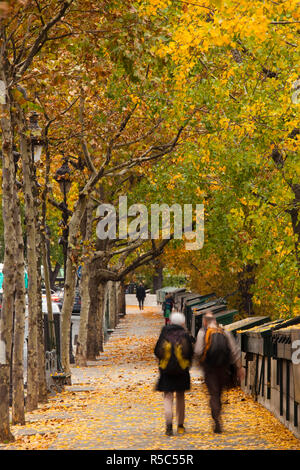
[0,0,195,441]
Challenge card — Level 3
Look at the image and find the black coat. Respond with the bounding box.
[154,324,194,392]
[136,285,146,300]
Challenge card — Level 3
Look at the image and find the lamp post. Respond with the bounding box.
[28,112,43,164]
[28,112,43,220]
[54,159,74,364]
[54,159,72,284]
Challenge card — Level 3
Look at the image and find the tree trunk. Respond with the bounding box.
[237,264,256,315]
[0,365,13,442]
[42,242,56,351]
[36,230,48,403]
[49,262,61,290]
[86,276,99,361]
[97,283,105,352]
[108,281,117,329]
[87,277,105,361]
[19,115,39,412]
[75,261,90,366]
[153,260,163,293]
[116,280,126,317]
[11,191,26,425]
[0,75,16,442]
[76,201,93,367]
[60,197,87,377]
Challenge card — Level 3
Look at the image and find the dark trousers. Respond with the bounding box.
[138,298,144,310]
[204,366,228,424]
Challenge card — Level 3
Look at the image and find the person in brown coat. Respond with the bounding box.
[194,312,244,433]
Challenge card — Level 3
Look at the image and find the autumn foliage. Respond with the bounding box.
[136,0,300,317]
[0,0,299,444]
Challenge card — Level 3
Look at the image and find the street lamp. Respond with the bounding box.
[54,159,74,364]
[54,159,72,284]
[28,112,43,163]
[54,159,72,202]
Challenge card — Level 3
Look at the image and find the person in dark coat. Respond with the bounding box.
[162,293,175,325]
[154,312,194,436]
[136,283,146,310]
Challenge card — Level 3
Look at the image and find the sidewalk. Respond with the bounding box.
[125,293,158,308]
[2,305,300,450]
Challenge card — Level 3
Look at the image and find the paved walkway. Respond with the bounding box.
[2,305,300,450]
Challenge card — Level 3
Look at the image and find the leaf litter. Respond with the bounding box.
[2,308,300,450]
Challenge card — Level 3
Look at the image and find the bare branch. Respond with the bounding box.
[173,0,214,10]
[119,238,171,279]
[79,92,97,174]
[103,121,187,177]
[114,119,163,149]
[17,0,74,77]
[80,104,138,195]
[34,0,45,27]
[109,239,145,258]
[47,197,73,217]
[270,21,300,25]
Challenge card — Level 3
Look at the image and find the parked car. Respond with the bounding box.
[51,290,64,305]
[42,300,61,315]
[41,288,62,304]
[56,288,81,315]
[72,289,81,315]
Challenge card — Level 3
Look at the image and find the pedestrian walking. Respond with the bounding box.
[162,293,174,325]
[154,312,194,436]
[194,312,244,433]
[136,282,146,310]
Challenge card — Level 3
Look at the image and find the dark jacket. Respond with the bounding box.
[162,297,174,318]
[154,324,194,392]
[136,285,146,300]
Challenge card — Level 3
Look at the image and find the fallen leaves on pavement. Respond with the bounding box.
[2,308,300,450]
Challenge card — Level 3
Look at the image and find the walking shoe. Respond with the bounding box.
[213,420,222,434]
[177,425,185,435]
[165,424,173,436]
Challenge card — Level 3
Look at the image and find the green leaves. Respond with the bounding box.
[136,0,300,316]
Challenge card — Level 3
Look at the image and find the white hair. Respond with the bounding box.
[170,312,186,326]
